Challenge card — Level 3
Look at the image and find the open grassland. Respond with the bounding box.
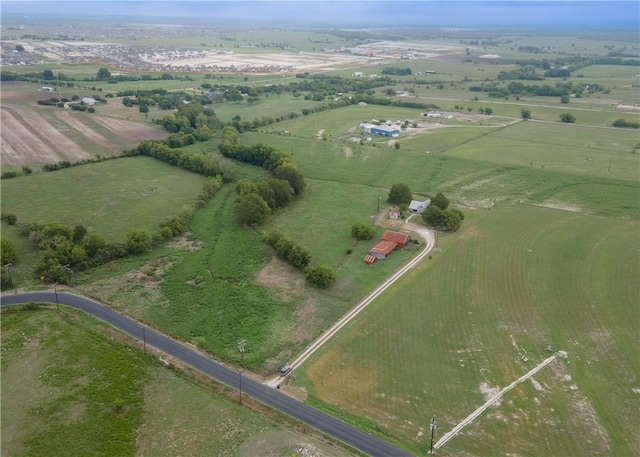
[0,308,353,457]
[246,117,640,219]
[297,203,640,456]
[79,182,421,373]
[442,120,640,181]
[1,156,207,241]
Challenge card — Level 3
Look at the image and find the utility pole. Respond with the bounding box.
[238,339,246,404]
[430,415,437,454]
[377,194,381,213]
[63,264,72,286]
[3,263,12,289]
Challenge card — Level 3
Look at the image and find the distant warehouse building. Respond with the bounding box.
[361,123,400,138]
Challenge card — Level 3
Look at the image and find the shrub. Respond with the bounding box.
[1,171,18,179]
[1,238,17,264]
[1,212,17,225]
[351,222,375,241]
[305,265,337,289]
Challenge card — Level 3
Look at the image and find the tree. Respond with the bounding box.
[139,104,149,114]
[96,67,111,80]
[236,193,270,226]
[431,192,450,210]
[267,178,295,208]
[440,209,462,232]
[559,113,576,123]
[14,44,24,52]
[274,163,306,195]
[72,225,87,243]
[394,141,400,150]
[351,222,375,241]
[125,228,152,254]
[521,109,531,120]
[43,69,54,80]
[1,238,17,265]
[560,95,570,104]
[305,265,337,289]
[484,107,493,115]
[388,183,412,205]
[288,245,311,270]
[422,205,444,228]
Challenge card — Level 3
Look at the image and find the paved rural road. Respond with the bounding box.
[0,291,414,457]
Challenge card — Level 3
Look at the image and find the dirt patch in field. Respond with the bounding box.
[256,256,305,302]
[534,201,587,214]
[256,256,320,345]
[306,349,378,408]
[166,234,203,252]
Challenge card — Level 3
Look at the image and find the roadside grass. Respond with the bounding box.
[1,308,147,456]
[296,203,640,456]
[0,308,354,457]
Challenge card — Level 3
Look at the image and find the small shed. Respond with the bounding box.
[363,255,377,265]
[389,209,401,220]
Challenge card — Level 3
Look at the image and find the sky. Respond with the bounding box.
[2,1,639,29]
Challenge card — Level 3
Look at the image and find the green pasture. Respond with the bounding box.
[79,182,420,373]
[297,203,639,456]
[244,126,640,219]
[443,120,640,181]
[211,93,321,123]
[0,156,206,241]
[0,308,351,457]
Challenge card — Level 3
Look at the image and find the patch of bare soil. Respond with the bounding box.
[533,201,587,214]
[1,105,93,167]
[91,116,167,144]
[165,234,203,252]
[549,362,612,454]
[55,109,112,148]
[316,129,325,139]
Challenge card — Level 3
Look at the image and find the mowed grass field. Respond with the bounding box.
[296,203,639,456]
[0,308,353,457]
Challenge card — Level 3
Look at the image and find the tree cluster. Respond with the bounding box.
[421,193,465,232]
[381,67,413,76]
[263,232,311,271]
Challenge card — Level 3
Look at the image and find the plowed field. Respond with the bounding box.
[1,82,167,170]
